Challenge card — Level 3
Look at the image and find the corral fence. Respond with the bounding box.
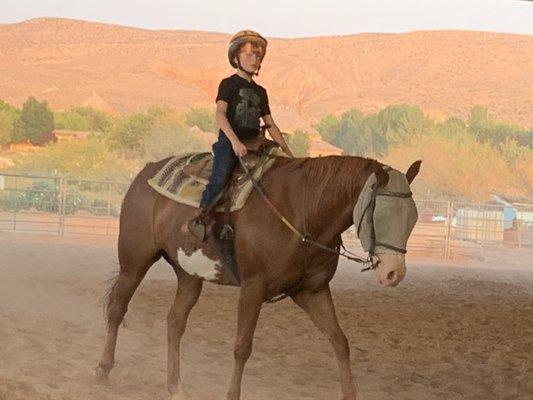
[0,173,531,260]
[0,173,128,236]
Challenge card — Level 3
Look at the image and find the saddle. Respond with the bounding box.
[147,136,286,212]
[181,136,279,181]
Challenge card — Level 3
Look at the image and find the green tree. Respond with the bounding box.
[0,99,20,118]
[143,123,211,161]
[54,110,91,130]
[315,114,340,143]
[185,107,216,132]
[316,109,388,156]
[467,105,492,133]
[104,112,155,156]
[376,104,432,147]
[287,129,310,157]
[0,110,13,146]
[11,96,54,144]
[71,106,111,131]
[437,116,467,138]
[499,138,529,165]
[359,114,389,156]
[332,109,366,155]
[466,106,532,148]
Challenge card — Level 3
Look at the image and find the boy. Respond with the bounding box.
[183,30,294,241]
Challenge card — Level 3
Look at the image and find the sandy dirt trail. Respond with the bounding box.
[0,232,532,400]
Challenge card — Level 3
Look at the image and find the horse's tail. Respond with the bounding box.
[99,158,170,328]
[101,272,121,328]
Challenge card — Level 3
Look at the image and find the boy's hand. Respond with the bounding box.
[232,140,248,157]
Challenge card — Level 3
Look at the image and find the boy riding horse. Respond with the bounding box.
[182,30,294,241]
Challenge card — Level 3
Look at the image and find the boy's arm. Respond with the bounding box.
[262,114,294,158]
[216,100,247,156]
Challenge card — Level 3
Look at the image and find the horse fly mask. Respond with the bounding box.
[352,166,418,263]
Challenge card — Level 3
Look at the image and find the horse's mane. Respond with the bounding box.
[301,155,376,212]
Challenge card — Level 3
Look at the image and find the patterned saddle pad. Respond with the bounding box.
[147,147,286,212]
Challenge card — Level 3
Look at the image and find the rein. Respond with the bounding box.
[238,157,377,272]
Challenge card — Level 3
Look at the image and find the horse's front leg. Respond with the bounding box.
[292,285,357,400]
[226,277,265,400]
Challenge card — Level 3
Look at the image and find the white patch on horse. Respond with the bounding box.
[177,248,220,281]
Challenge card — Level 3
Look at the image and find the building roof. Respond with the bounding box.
[52,129,92,139]
[492,195,533,210]
[308,139,343,156]
[188,126,217,144]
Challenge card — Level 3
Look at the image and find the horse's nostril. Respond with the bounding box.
[387,270,397,281]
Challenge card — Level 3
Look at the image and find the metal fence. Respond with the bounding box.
[0,172,531,259]
[0,173,128,236]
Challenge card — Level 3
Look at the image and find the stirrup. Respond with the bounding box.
[187,217,206,242]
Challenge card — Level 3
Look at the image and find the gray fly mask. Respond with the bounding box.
[352,166,418,256]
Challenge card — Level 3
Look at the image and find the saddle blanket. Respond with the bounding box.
[147,147,286,212]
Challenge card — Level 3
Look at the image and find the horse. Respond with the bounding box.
[95,153,421,400]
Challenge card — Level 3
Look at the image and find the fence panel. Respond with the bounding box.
[0,173,128,236]
[0,173,62,234]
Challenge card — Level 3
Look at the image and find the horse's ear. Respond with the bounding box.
[405,160,422,184]
[375,165,390,188]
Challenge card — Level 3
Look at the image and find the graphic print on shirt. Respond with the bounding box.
[235,88,261,130]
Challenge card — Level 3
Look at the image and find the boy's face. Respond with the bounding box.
[236,42,264,73]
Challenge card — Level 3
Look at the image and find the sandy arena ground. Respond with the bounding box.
[0,232,532,400]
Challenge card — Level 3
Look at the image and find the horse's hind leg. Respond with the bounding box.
[95,246,160,382]
[166,268,203,400]
[292,285,357,400]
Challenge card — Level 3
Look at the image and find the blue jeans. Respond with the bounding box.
[199,132,237,209]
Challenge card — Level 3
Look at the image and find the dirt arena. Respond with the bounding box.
[1,232,532,400]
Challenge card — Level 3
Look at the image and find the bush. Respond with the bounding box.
[54,110,91,131]
[71,106,111,131]
[143,122,211,161]
[104,112,155,156]
[21,180,61,213]
[383,135,516,201]
[286,129,310,157]
[0,111,13,146]
[7,137,140,182]
[0,190,27,212]
[185,107,216,132]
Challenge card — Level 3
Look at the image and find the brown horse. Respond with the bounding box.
[95,154,421,400]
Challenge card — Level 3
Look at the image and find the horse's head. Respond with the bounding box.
[353,160,421,287]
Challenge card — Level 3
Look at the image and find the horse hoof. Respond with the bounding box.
[226,391,240,400]
[94,365,110,384]
[169,388,188,400]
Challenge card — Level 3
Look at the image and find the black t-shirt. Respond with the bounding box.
[216,74,271,141]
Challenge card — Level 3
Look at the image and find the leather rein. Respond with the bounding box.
[237,156,377,272]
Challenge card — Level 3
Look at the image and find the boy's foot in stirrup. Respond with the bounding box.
[188,217,206,242]
[181,209,206,242]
